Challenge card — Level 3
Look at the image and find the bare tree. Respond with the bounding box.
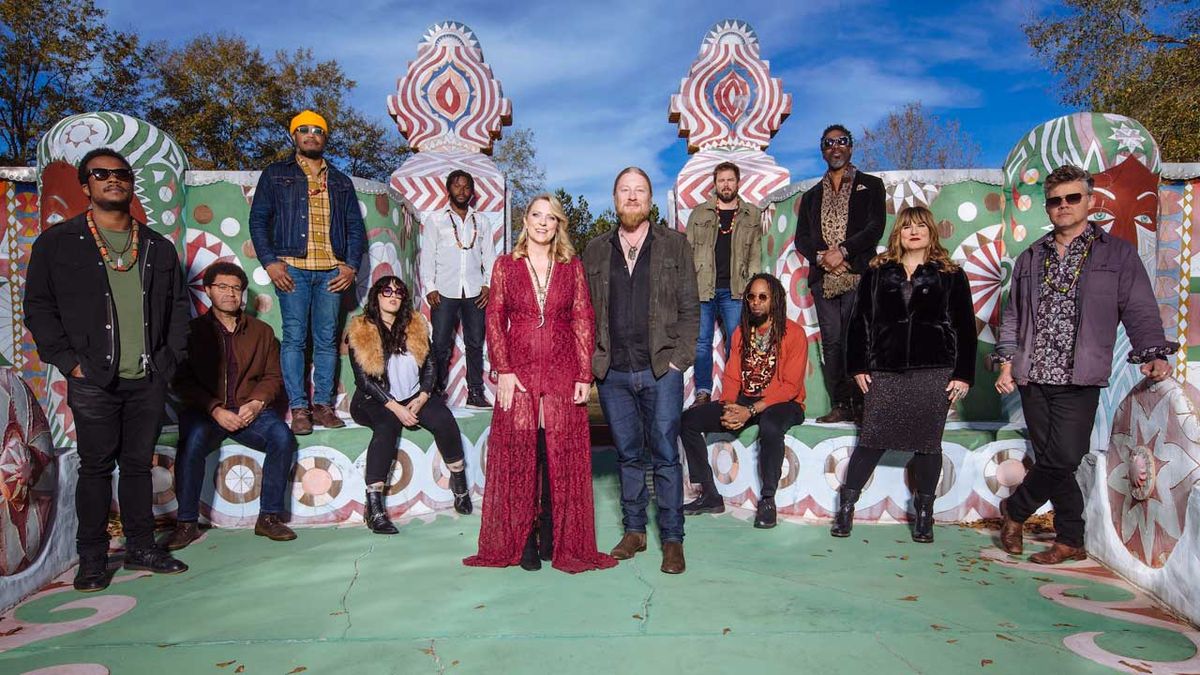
[856,101,980,171]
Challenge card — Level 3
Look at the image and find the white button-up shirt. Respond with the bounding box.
[418,206,496,299]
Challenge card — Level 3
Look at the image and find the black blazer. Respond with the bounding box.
[846,261,977,384]
[24,212,190,386]
[794,171,886,288]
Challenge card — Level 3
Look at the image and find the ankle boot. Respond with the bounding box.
[449,470,473,515]
[535,430,553,560]
[365,490,398,535]
[830,487,860,538]
[520,527,541,571]
[912,493,936,543]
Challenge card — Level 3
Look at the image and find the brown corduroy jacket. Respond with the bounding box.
[174,311,283,413]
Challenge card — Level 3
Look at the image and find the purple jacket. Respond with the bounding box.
[996,227,1172,387]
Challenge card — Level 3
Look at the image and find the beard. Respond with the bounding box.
[717,187,737,203]
[617,202,650,229]
[826,156,848,171]
[749,310,770,328]
[297,146,324,160]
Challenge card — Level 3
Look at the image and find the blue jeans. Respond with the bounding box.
[175,408,298,521]
[597,367,685,542]
[695,288,743,395]
[276,264,341,409]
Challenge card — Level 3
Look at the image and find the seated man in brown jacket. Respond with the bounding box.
[167,261,298,549]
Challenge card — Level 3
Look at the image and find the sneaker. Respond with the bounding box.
[312,404,345,429]
[124,547,188,575]
[465,388,492,410]
[290,407,313,435]
[163,521,201,551]
[73,553,110,592]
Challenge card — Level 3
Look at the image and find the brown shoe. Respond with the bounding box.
[661,541,686,574]
[610,532,647,560]
[816,406,853,424]
[163,521,201,551]
[290,408,313,435]
[312,404,345,429]
[998,498,1023,555]
[1029,542,1086,565]
[254,513,297,541]
[690,392,711,409]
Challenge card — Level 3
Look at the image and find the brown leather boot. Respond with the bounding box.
[998,498,1023,555]
[254,513,297,541]
[163,521,201,551]
[290,408,313,435]
[312,404,345,429]
[1029,542,1087,565]
[661,541,686,574]
[610,532,647,560]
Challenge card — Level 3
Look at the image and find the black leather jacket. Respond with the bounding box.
[346,314,436,403]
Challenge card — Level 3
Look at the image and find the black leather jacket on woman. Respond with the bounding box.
[846,260,977,384]
[346,313,436,403]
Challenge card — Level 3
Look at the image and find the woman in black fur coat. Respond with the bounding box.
[832,206,977,543]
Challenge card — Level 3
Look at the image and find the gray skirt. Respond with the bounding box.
[857,367,953,453]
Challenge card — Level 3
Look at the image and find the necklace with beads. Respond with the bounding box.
[451,211,478,250]
[1042,233,1094,294]
[86,210,139,271]
[750,324,773,353]
[526,256,554,328]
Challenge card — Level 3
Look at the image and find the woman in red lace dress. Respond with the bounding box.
[463,194,616,573]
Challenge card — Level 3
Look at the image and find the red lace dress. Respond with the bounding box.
[463,255,616,573]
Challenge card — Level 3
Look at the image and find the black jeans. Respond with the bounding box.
[67,376,167,555]
[681,396,805,499]
[1007,383,1101,547]
[812,282,860,410]
[431,295,485,392]
[350,392,465,485]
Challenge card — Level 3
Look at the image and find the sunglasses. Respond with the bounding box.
[821,137,852,149]
[88,167,135,182]
[1045,192,1085,208]
[295,125,326,136]
[379,287,406,298]
[746,292,771,302]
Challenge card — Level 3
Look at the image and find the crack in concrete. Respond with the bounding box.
[629,558,656,633]
[422,638,446,674]
[872,632,922,673]
[339,544,375,639]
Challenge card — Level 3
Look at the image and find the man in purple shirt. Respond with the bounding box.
[994,164,1174,564]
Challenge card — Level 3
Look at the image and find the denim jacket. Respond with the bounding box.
[248,157,367,270]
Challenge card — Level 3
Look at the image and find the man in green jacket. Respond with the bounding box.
[685,161,762,407]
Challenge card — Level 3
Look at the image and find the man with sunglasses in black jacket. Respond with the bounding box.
[25,148,191,591]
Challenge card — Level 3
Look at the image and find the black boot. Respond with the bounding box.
[830,487,860,538]
[537,438,553,561]
[73,553,111,592]
[520,527,541,571]
[682,483,725,515]
[449,470,473,515]
[912,493,936,543]
[365,490,398,535]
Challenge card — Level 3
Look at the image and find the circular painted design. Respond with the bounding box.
[220,217,241,237]
[292,453,346,509]
[957,202,978,222]
[822,444,871,491]
[254,294,273,315]
[193,204,214,224]
[252,267,271,287]
[1128,445,1157,502]
[983,448,1031,496]
[955,223,1010,343]
[777,445,800,490]
[150,448,176,507]
[710,439,739,485]
[184,230,239,315]
[374,194,390,216]
[385,451,415,497]
[903,454,955,498]
[216,455,262,505]
[242,240,256,259]
[0,370,55,576]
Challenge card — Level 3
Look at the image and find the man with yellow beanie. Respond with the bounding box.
[248,110,367,434]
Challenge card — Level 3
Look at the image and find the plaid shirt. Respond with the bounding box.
[280,155,338,271]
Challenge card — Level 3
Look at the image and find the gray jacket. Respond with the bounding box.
[996,227,1171,386]
[582,223,700,380]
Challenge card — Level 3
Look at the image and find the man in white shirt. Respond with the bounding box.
[419,170,496,409]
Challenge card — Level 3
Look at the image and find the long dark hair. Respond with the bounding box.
[738,273,788,363]
[364,276,413,355]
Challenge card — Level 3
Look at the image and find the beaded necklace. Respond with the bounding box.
[526,256,554,328]
[448,209,478,251]
[718,206,735,235]
[86,210,140,271]
[1042,231,1094,295]
[750,323,773,354]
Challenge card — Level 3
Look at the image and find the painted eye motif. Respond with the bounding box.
[1134,214,1154,227]
[1088,210,1115,225]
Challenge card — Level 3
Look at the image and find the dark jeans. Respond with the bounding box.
[431,295,485,392]
[597,367,685,542]
[1007,383,1101,547]
[695,288,743,395]
[67,376,166,555]
[812,282,860,410]
[276,264,342,409]
[175,408,298,522]
[350,392,465,485]
[681,396,804,499]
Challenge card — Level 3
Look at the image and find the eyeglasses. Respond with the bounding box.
[746,292,771,302]
[821,137,852,149]
[1045,192,1085,208]
[209,283,244,294]
[88,168,135,182]
[295,125,326,136]
[379,287,405,298]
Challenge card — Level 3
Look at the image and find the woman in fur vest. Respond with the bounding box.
[347,276,471,535]
[463,194,616,573]
[834,205,977,543]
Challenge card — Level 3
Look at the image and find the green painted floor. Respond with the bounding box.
[2,455,1197,675]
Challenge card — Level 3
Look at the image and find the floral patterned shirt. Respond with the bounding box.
[1028,226,1097,384]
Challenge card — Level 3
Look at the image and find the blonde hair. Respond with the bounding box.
[512,193,576,263]
[870,206,959,272]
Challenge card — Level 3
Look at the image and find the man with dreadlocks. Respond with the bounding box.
[679,273,807,528]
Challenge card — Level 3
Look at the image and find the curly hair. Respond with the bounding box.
[364,276,414,355]
[870,206,959,272]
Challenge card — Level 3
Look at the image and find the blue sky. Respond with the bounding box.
[101,0,1071,211]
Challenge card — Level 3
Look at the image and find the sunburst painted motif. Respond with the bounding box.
[954,224,1010,342]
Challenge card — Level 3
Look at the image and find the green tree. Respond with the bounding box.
[493,126,545,233]
[1024,0,1200,161]
[0,0,158,164]
[856,101,980,171]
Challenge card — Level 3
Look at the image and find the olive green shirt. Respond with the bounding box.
[99,228,146,379]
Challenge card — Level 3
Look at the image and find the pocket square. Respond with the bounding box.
[855,184,868,191]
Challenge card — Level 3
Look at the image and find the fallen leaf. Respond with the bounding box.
[1033,576,1053,582]
[981,659,993,666]
[899,556,909,561]
[978,580,992,586]
[216,661,236,669]
[722,628,731,635]
[998,622,1016,628]
[996,634,1014,642]
[452,661,460,666]
[0,627,22,636]
[632,614,643,620]
[931,624,949,631]
[895,573,904,578]
[900,595,919,601]
[329,611,346,616]
[419,648,434,656]
[862,539,869,544]
[810,554,826,557]
[474,604,485,609]
[287,669,307,674]
[1117,660,1153,674]
[946,639,958,644]
[235,666,245,674]
[1052,623,1077,628]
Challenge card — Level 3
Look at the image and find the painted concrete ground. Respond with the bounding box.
[2,454,1198,675]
